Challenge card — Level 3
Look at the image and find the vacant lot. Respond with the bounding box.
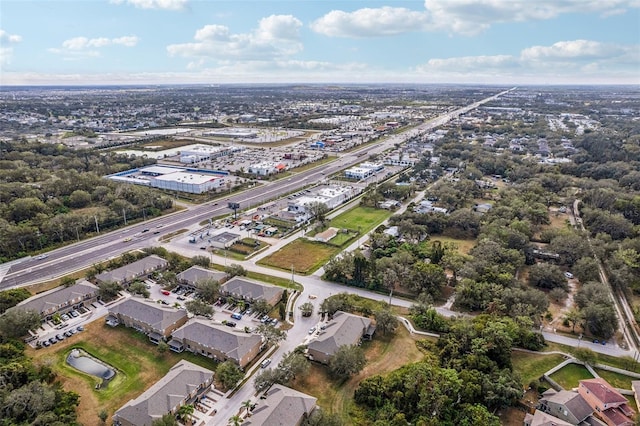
[428,235,476,255]
[291,326,425,423]
[258,238,340,274]
[329,206,391,234]
[27,320,217,425]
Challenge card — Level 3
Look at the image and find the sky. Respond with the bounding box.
[1,0,639,85]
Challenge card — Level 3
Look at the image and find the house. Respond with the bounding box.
[244,384,317,426]
[315,228,338,243]
[524,409,572,426]
[537,389,594,424]
[113,360,214,426]
[168,319,263,368]
[9,279,98,320]
[631,381,640,413]
[176,266,226,289]
[220,277,283,307]
[307,311,375,364]
[578,378,635,426]
[95,255,167,285]
[106,298,188,344]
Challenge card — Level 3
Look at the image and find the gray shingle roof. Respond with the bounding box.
[220,277,283,303]
[115,360,213,426]
[11,279,97,315]
[244,384,317,426]
[96,255,167,284]
[307,311,371,357]
[176,266,226,286]
[541,390,593,422]
[108,298,187,332]
[171,319,262,363]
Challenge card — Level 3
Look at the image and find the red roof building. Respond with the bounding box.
[578,378,635,426]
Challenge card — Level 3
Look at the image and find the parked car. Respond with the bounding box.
[564,272,574,279]
[177,296,186,301]
[61,314,70,321]
[55,334,65,342]
[42,340,50,347]
[226,321,237,327]
[261,358,271,368]
[49,337,57,345]
[231,313,243,320]
[161,290,170,296]
[270,319,279,327]
[308,326,316,334]
[70,311,79,318]
[76,325,84,332]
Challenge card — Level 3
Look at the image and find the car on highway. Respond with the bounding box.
[142,228,149,233]
[123,237,132,242]
[34,254,48,260]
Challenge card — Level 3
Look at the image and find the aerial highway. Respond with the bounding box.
[0,89,511,290]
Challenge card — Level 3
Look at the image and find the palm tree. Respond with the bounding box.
[228,414,244,426]
[177,404,194,425]
[241,399,253,416]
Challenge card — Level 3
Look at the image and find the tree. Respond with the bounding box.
[254,367,286,392]
[277,351,310,382]
[374,308,398,335]
[194,278,220,303]
[328,345,366,379]
[299,302,314,317]
[128,281,150,298]
[228,414,244,426]
[565,307,583,333]
[303,410,343,426]
[528,263,568,290]
[98,409,108,424]
[152,414,179,426]
[0,288,31,314]
[0,308,41,338]
[217,361,244,390]
[97,281,121,302]
[549,287,568,303]
[582,304,618,339]
[241,400,253,417]
[308,201,329,227]
[185,299,214,317]
[225,263,247,278]
[157,341,169,355]
[256,323,287,346]
[68,189,91,208]
[177,404,194,424]
[252,299,271,316]
[191,255,210,267]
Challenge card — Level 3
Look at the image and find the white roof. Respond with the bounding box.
[142,165,183,175]
[153,172,222,184]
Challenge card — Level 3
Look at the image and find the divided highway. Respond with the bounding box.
[1,88,512,290]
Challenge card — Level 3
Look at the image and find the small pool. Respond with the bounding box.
[66,349,116,382]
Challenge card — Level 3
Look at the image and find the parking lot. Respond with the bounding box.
[33,300,109,349]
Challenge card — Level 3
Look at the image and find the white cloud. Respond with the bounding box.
[109,0,187,10]
[50,35,139,58]
[415,39,639,83]
[310,7,430,37]
[167,15,302,61]
[0,29,22,67]
[424,0,640,35]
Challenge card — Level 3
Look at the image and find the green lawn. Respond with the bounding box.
[428,236,477,255]
[329,206,391,234]
[549,363,594,389]
[512,351,566,387]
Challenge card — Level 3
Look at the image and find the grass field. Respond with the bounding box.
[258,238,341,274]
[27,320,217,425]
[329,206,391,234]
[291,326,425,423]
[428,235,477,255]
[549,363,594,389]
[512,351,566,387]
[594,368,637,390]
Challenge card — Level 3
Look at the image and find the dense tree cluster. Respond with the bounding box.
[0,141,173,261]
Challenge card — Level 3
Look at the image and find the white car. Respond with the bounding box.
[35,254,48,260]
[564,272,574,279]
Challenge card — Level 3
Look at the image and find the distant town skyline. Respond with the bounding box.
[1,0,639,86]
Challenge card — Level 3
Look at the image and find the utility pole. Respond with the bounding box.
[123,208,127,226]
[94,216,100,233]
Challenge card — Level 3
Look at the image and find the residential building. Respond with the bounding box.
[578,378,635,426]
[113,360,214,426]
[537,389,594,424]
[106,298,188,343]
[244,384,317,426]
[315,228,338,243]
[168,319,263,368]
[9,279,98,320]
[176,266,226,289]
[524,409,572,426]
[220,277,283,307]
[307,311,375,364]
[95,255,167,285]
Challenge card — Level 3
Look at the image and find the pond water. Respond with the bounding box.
[66,349,115,381]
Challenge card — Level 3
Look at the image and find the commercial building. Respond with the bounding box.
[248,162,286,176]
